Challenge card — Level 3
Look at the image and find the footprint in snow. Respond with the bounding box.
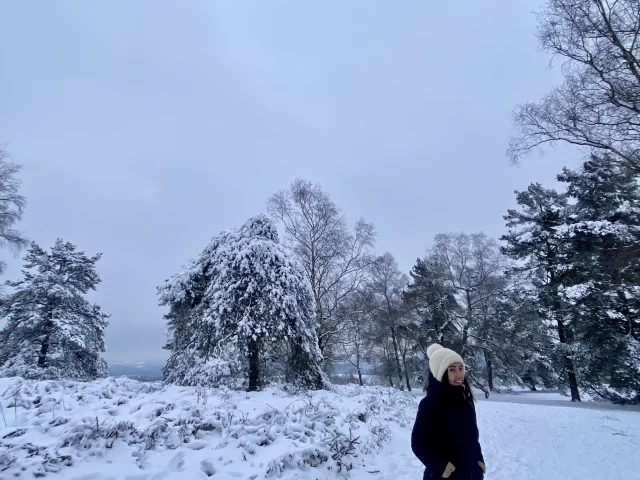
[201,460,216,477]
[168,452,185,471]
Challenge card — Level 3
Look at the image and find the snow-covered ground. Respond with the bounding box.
[0,377,638,480]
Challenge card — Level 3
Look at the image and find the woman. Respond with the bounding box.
[411,344,486,479]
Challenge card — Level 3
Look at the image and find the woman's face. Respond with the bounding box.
[447,362,465,387]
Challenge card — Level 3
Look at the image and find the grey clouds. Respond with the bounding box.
[0,0,579,364]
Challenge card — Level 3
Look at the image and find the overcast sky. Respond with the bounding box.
[0,1,581,365]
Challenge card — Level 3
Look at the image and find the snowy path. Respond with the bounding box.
[351,421,423,480]
[358,395,639,480]
[481,392,640,412]
[410,388,640,412]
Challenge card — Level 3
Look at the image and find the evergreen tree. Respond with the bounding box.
[0,239,109,381]
[159,215,326,391]
[555,155,640,400]
[501,183,582,400]
[473,280,557,391]
[403,257,460,352]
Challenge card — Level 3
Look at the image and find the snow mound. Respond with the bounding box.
[0,377,411,479]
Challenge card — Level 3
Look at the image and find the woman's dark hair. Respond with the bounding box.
[463,377,476,404]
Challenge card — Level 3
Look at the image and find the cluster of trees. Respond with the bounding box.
[501,154,640,403]
[503,0,640,402]
[154,1,640,401]
[0,145,110,381]
[162,159,638,400]
[264,182,558,397]
[0,0,638,403]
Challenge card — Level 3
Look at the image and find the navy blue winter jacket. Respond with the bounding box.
[411,372,484,480]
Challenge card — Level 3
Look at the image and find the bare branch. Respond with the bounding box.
[509,0,640,172]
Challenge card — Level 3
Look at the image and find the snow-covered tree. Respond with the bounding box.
[501,183,581,400]
[403,257,460,352]
[336,289,376,386]
[366,253,411,390]
[0,145,28,275]
[502,158,640,402]
[472,279,558,392]
[555,155,640,401]
[0,239,109,381]
[427,233,506,356]
[159,215,327,391]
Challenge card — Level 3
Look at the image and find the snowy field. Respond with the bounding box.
[0,377,638,480]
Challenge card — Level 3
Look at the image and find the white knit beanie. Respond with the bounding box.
[427,343,464,382]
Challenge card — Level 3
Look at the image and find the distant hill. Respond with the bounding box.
[107,360,377,382]
[108,362,163,381]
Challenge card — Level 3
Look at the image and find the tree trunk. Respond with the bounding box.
[390,328,405,390]
[247,337,261,392]
[310,248,326,358]
[470,374,491,399]
[402,350,412,392]
[547,269,580,402]
[434,313,442,344]
[461,290,473,356]
[484,350,494,391]
[355,348,364,386]
[37,334,50,368]
[556,318,581,402]
[382,343,394,387]
[37,314,54,369]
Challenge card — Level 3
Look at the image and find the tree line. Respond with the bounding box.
[0,0,638,403]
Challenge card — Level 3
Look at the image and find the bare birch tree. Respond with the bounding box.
[428,233,506,357]
[368,252,409,391]
[0,145,28,274]
[337,289,376,386]
[267,178,375,361]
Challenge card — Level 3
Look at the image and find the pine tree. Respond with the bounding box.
[0,239,109,381]
[473,280,557,391]
[501,183,582,400]
[159,215,326,391]
[555,155,640,400]
[403,257,460,350]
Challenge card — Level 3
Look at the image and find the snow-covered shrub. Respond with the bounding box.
[0,377,412,478]
[164,342,245,389]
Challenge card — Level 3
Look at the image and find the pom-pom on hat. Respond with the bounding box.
[427,343,464,382]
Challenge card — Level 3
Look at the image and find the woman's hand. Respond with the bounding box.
[442,462,456,478]
[478,461,486,473]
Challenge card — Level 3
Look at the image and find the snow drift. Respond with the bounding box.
[1,376,639,479]
[0,377,411,479]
